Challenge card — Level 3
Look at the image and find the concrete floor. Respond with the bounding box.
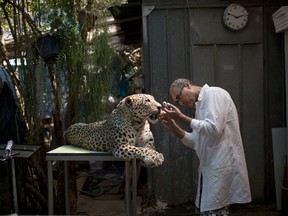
[75,165,284,216]
[76,165,142,216]
[142,203,283,216]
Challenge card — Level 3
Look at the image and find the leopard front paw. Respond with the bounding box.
[141,152,164,168]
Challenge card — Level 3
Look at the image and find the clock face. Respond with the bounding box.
[223,3,248,31]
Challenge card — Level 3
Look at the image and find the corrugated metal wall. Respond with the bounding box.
[143,1,286,205]
[143,7,197,204]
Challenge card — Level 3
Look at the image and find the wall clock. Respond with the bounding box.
[223,3,248,31]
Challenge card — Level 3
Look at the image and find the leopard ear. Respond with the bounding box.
[125,96,133,106]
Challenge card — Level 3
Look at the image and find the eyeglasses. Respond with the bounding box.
[175,84,186,103]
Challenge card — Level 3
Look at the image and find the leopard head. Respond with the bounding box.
[117,94,162,124]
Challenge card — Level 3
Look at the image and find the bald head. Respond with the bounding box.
[169,78,191,93]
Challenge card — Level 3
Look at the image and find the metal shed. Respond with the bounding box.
[142,0,287,205]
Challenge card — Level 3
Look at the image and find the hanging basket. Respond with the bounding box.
[35,34,61,62]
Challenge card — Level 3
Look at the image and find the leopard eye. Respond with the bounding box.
[145,99,151,102]
[125,97,132,106]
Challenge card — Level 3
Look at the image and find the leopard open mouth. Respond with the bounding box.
[148,110,160,124]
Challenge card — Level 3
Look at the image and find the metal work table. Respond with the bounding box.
[46,145,137,216]
[0,144,42,214]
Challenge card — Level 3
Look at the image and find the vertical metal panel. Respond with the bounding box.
[167,9,190,82]
[216,45,241,109]
[147,9,169,95]
[145,7,196,204]
[241,44,264,200]
[191,45,215,85]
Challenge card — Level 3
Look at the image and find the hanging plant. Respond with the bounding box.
[34,34,61,62]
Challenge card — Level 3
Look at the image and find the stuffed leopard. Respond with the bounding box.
[64,94,164,167]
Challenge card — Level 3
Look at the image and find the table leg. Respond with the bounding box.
[125,160,131,216]
[11,159,18,213]
[47,161,53,215]
[132,159,137,215]
[64,161,70,215]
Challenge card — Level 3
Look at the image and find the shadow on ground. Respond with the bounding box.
[141,202,285,216]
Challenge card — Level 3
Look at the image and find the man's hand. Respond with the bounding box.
[162,101,193,126]
[160,110,176,129]
[162,101,182,120]
[160,109,185,139]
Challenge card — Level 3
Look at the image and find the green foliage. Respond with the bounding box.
[24,1,117,125]
[39,6,79,37]
[59,29,115,123]
[0,0,134,214]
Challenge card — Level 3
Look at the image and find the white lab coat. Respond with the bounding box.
[181,84,251,212]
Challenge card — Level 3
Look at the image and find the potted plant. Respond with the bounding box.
[34,7,79,62]
[35,34,61,62]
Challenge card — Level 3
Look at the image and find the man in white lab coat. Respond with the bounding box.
[160,78,251,216]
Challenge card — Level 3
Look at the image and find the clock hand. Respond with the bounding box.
[227,12,237,18]
[235,14,245,18]
[227,13,247,19]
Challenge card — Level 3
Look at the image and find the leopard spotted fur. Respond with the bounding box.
[64,94,164,167]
